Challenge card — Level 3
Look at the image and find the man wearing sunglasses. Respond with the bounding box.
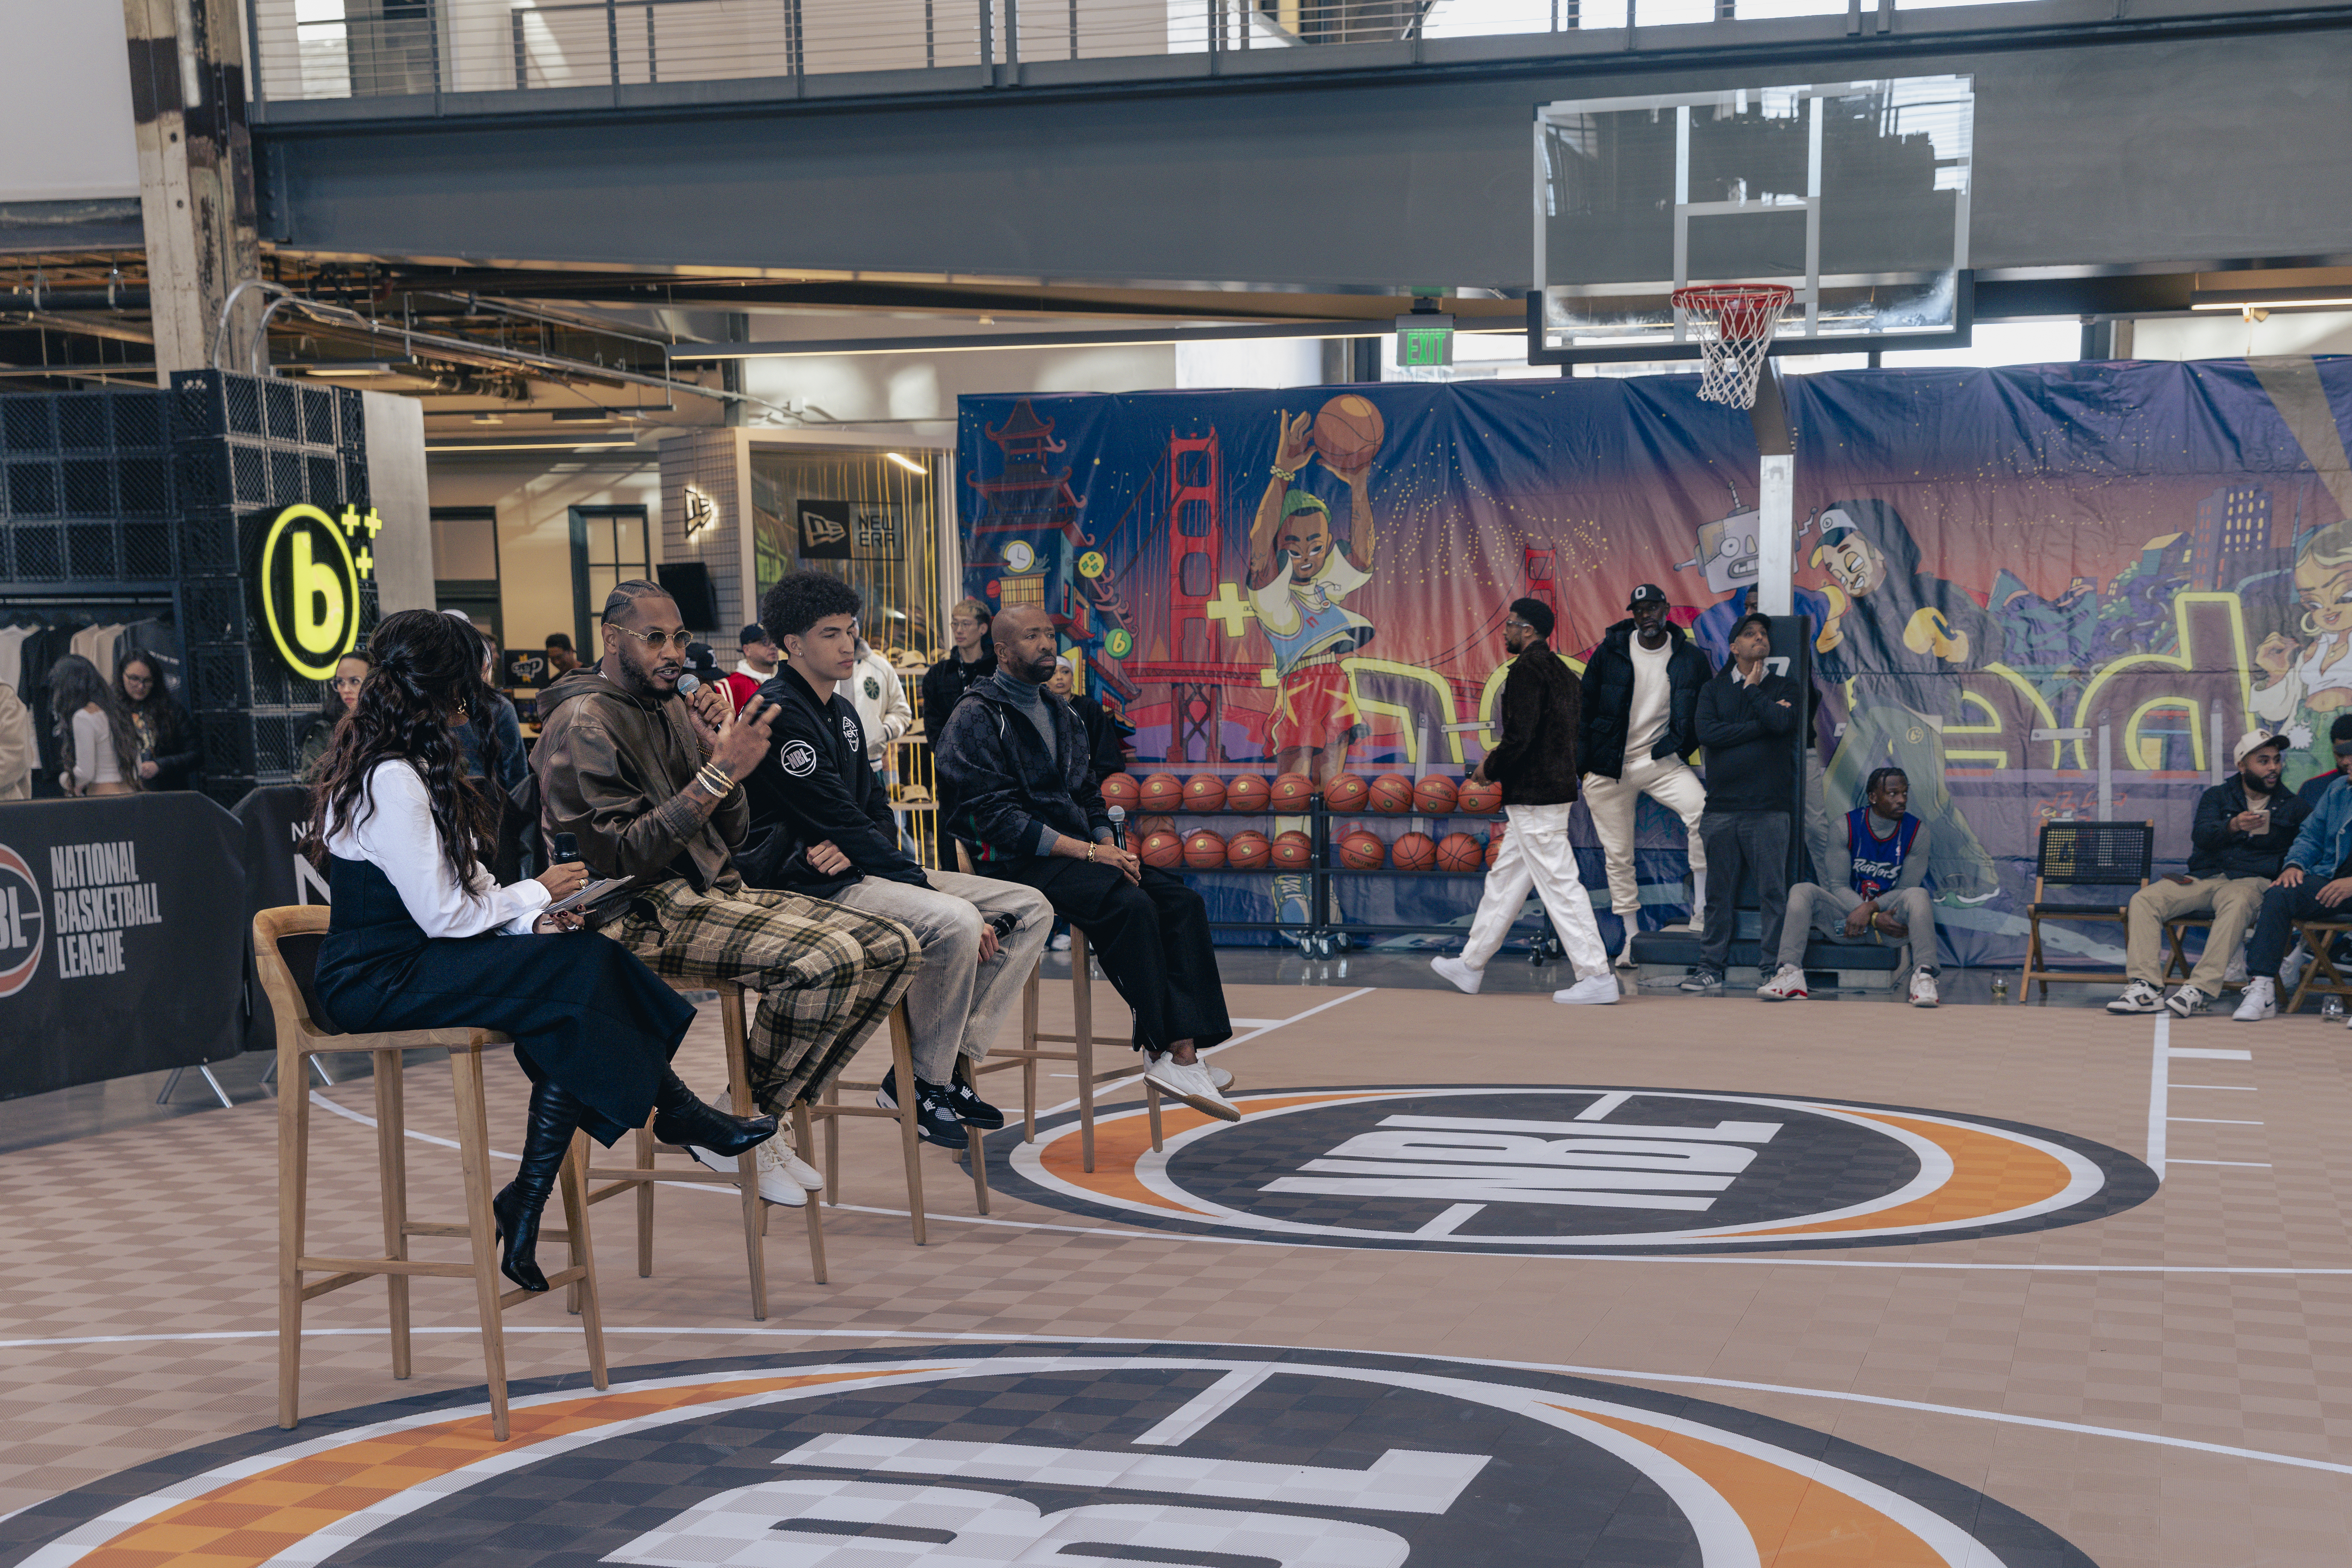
[534,579,923,1206]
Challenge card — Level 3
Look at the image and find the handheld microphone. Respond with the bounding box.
[674,672,701,696]
[552,832,579,865]
[1107,805,1126,849]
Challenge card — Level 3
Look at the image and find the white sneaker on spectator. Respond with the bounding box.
[1757,964,1809,1001]
[2232,976,2276,1021]
[2281,942,2313,996]
[1207,1065,1234,1091]
[688,1134,806,1205]
[1553,975,1619,1005]
[1050,932,1071,952]
[1430,955,1482,994]
[2224,948,2249,985]
[2165,984,2212,1018]
[1909,969,1940,1008]
[1144,1055,1241,1121]
[2105,979,2162,1014]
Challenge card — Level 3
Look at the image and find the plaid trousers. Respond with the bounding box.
[610,873,920,1115]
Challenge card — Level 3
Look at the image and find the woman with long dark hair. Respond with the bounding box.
[116,653,202,791]
[48,654,142,797]
[298,651,370,780]
[305,610,778,1290]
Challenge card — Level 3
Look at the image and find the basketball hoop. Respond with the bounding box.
[1674,284,1794,409]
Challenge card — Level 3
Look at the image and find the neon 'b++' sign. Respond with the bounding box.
[259,503,382,680]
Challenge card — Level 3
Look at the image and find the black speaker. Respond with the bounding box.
[656,563,720,632]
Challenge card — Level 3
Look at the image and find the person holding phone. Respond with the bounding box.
[306,610,779,1294]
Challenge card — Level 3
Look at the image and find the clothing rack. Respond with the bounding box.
[0,582,186,800]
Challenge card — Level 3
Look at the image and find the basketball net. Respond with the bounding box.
[1674,284,1793,409]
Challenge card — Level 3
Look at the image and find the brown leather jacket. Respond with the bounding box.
[533,665,745,892]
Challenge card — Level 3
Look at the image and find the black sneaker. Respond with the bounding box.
[945,1070,1006,1129]
[876,1067,968,1149]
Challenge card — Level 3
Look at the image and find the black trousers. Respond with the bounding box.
[992,858,1232,1053]
[1699,809,1790,977]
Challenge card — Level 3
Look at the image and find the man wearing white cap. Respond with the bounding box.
[2108,730,2306,1018]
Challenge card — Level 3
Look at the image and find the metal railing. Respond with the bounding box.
[244,0,2079,104]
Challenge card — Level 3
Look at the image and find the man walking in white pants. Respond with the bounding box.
[1578,584,1716,966]
[1431,599,1615,1004]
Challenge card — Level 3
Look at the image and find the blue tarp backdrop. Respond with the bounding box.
[957,357,2352,967]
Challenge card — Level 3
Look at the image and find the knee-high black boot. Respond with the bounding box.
[650,1068,779,1156]
[491,1079,586,1292]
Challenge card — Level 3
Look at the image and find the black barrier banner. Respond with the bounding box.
[0,795,248,1101]
[233,785,324,1054]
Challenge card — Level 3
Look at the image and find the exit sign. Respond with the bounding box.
[1395,313,1454,368]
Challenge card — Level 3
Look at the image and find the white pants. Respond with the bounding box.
[1459,803,1609,979]
[1581,753,1708,918]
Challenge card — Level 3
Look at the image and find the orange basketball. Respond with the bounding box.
[1368,773,1414,814]
[1226,773,1270,813]
[1392,831,1437,872]
[1182,828,1227,869]
[1457,778,1502,815]
[1100,772,1140,810]
[1435,831,1484,872]
[1140,773,1184,813]
[1312,392,1386,470]
[1413,775,1458,815]
[1484,831,1504,867]
[1270,771,1317,810]
[1340,828,1387,870]
[1325,772,1370,812]
[1227,829,1272,869]
[1135,813,1176,840]
[1141,829,1185,869]
[1184,773,1227,813]
[1272,830,1314,868]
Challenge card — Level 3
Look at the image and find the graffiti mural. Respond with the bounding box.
[956,357,2352,965]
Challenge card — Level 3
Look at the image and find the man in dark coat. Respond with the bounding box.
[935,604,1238,1122]
[1579,583,1716,963]
[1684,612,1802,994]
[1432,599,1615,1005]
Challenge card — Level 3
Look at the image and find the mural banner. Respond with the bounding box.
[957,358,2352,966]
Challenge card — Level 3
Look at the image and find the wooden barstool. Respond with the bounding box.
[978,930,1168,1171]
[810,1002,990,1243]
[255,906,606,1444]
[581,978,827,1319]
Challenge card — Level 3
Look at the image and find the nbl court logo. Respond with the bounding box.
[998,1085,2157,1254]
[4,1344,2092,1566]
[0,843,42,997]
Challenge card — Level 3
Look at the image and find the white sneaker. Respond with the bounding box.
[1207,1065,1234,1091]
[2164,984,2209,1018]
[2224,949,2249,985]
[1430,955,1482,995]
[1050,932,1071,952]
[2281,942,2312,997]
[1144,1055,1242,1121]
[1553,974,1619,1005]
[2233,976,2277,1021]
[1612,930,1637,968]
[1908,969,1940,1008]
[1758,963,1809,1001]
[686,1135,806,1205]
[2105,979,2163,1015]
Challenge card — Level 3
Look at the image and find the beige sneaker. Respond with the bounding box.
[1145,1055,1242,1121]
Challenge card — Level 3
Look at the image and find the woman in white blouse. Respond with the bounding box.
[306,610,779,1292]
[47,655,140,798]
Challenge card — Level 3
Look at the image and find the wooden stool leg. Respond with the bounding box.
[964,1062,993,1216]
[372,1047,411,1381]
[821,1082,841,1204]
[276,1046,309,1430]
[448,1048,512,1442]
[720,988,768,1320]
[1020,965,1041,1143]
[1145,1081,1164,1153]
[558,1130,609,1389]
[794,1102,827,1285]
[1073,933,1097,1174]
[889,1007,928,1245]
[633,1120,655,1279]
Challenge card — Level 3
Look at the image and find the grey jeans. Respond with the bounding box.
[829,869,1054,1083]
[1699,810,1789,976]
[1777,882,1937,975]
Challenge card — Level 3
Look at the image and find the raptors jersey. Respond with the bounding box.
[1845,807,1920,899]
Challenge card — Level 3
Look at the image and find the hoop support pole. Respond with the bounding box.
[1752,361,1795,617]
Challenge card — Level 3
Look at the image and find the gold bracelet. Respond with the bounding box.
[696,764,734,798]
[1086,842,1097,862]
[1271,463,1297,483]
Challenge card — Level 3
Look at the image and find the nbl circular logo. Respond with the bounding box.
[998,1085,2156,1254]
[0,842,45,997]
[4,1344,2092,1566]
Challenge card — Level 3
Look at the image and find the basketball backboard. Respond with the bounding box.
[1530,76,1975,364]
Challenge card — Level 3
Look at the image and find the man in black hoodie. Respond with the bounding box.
[1579,583,1716,964]
[741,572,1053,1151]
[1430,599,1615,1005]
[1684,612,1801,993]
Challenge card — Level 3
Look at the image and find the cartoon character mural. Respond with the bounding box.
[2252,516,2352,741]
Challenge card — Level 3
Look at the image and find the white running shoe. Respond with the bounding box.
[1612,930,1638,969]
[1553,975,1619,1005]
[2105,979,2163,1015]
[1757,964,1809,1001]
[2164,984,2209,1018]
[1050,932,1071,952]
[1908,969,1940,1008]
[1207,1065,1234,1091]
[1430,955,1482,995]
[687,1135,806,1205]
[2232,976,2277,1021]
[1144,1055,1242,1121]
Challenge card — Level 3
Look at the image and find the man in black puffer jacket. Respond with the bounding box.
[1579,584,1716,964]
[1431,598,1615,1005]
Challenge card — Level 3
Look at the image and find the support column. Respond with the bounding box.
[123,0,261,378]
[1750,362,1795,617]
